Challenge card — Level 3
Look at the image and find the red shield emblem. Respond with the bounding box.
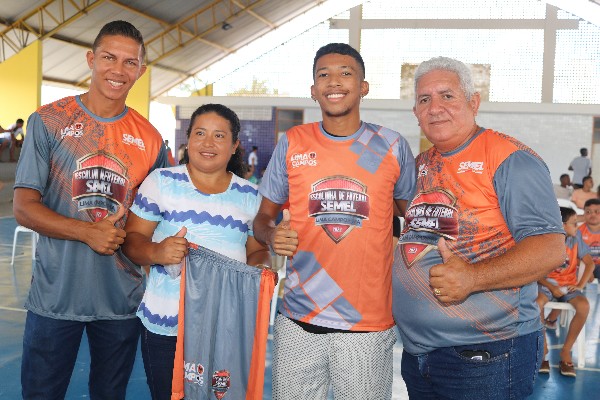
[404,189,458,239]
[211,370,230,399]
[72,151,128,221]
[308,176,369,243]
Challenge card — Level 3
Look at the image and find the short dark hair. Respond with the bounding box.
[184,104,244,176]
[584,198,600,208]
[559,173,569,180]
[252,146,258,151]
[313,43,365,79]
[92,20,146,60]
[583,175,593,184]
[16,118,24,124]
[560,206,576,223]
[580,147,588,156]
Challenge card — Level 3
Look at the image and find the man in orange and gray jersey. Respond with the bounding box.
[393,56,565,399]
[14,20,169,399]
[254,43,415,400]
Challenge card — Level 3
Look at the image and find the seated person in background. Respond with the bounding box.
[553,173,573,200]
[0,118,23,162]
[578,198,600,281]
[546,197,600,329]
[571,176,596,209]
[244,163,259,184]
[536,206,594,378]
[0,131,11,161]
[177,143,186,164]
[12,118,24,137]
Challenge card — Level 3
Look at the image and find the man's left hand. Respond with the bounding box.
[429,237,476,303]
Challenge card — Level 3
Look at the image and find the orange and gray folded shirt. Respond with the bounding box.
[171,246,276,400]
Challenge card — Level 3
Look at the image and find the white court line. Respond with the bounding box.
[0,306,26,312]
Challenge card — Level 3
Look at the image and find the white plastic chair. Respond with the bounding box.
[557,198,584,215]
[11,225,38,265]
[544,301,586,368]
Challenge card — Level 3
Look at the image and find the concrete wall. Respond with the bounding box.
[163,96,598,186]
[306,103,597,185]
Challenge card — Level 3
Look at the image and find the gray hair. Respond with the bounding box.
[414,56,476,102]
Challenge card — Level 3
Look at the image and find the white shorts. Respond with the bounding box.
[272,314,396,400]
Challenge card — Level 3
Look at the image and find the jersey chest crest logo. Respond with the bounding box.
[211,370,230,399]
[308,176,370,243]
[72,151,129,221]
[405,189,458,239]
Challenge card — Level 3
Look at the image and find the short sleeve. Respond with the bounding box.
[258,135,289,205]
[246,191,262,237]
[393,135,416,201]
[129,169,164,222]
[494,151,564,242]
[576,231,591,259]
[14,112,51,194]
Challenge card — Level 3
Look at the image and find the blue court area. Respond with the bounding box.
[1,214,600,399]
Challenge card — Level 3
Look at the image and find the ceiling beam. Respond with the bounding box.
[0,0,105,62]
[151,63,192,77]
[107,0,241,52]
[143,0,264,67]
[150,0,324,98]
[231,0,276,28]
[43,76,88,88]
[74,0,247,87]
[105,0,232,62]
[330,17,579,30]
[105,0,170,27]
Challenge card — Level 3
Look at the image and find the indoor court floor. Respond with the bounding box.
[1,183,600,399]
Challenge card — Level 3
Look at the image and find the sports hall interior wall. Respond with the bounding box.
[166,96,598,184]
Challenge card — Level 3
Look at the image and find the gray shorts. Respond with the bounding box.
[537,280,584,302]
[271,314,396,400]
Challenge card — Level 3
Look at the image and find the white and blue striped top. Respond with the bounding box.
[130,164,261,336]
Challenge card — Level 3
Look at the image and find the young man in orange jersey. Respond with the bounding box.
[254,43,415,399]
[393,56,565,399]
[546,197,600,331]
[14,21,169,399]
[536,207,594,377]
[579,198,600,281]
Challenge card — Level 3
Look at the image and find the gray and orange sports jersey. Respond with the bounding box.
[260,121,415,332]
[15,95,168,321]
[171,246,275,400]
[393,128,563,355]
[578,223,600,267]
[548,232,589,286]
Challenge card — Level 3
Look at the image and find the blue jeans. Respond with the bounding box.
[401,330,543,400]
[21,311,140,400]
[140,326,177,400]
